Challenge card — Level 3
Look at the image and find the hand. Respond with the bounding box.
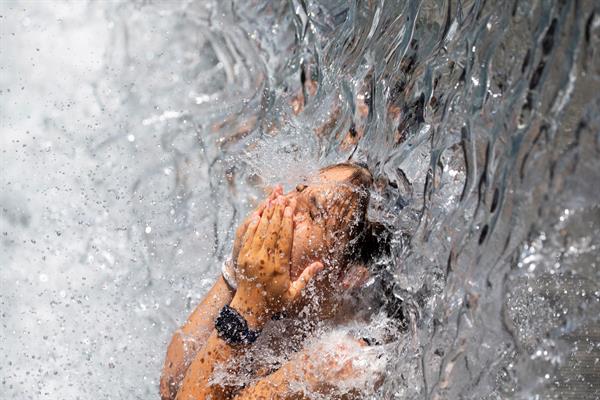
[231,185,283,266]
[289,336,385,398]
[232,196,323,323]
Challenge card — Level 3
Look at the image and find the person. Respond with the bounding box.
[160,162,395,400]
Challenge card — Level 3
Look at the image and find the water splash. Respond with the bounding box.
[1,0,598,398]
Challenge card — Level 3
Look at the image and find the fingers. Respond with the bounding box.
[239,183,282,241]
[233,208,261,256]
[239,213,261,259]
[264,198,285,253]
[286,261,324,301]
[276,201,295,272]
[269,184,283,199]
[233,187,278,260]
[251,197,277,250]
[253,185,279,220]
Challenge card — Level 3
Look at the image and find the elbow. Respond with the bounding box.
[160,333,186,400]
[160,365,179,400]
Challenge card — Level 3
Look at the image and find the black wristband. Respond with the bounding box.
[215,305,260,345]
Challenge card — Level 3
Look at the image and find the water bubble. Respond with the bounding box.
[145,226,152,234]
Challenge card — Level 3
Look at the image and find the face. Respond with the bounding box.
[283,165,372,281]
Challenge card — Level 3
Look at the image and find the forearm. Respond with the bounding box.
[237,375,360,400]
[175,330,238,400]
[160,276,234,400]
[235,336,370,400]
[175,286,270,400]
[233,358,310,400]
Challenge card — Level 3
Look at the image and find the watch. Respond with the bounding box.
[215,305,260,345]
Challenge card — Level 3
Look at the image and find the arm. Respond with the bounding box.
[174,286,271,400]
[160,276,234,400]
[176,197,322,400]
[161,187,284,400]
[234,336,374,400]
[234,359,312,400]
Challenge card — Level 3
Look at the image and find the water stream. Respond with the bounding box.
[1,1,599,398]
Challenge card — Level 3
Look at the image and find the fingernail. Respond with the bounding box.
[284,207,292,217]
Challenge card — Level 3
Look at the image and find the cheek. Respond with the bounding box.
[290,223,325,281]
[290,224,309,280]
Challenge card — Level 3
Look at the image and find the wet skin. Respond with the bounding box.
[232,165,371,320]
[162,164,373,400]
[235,166,368,278]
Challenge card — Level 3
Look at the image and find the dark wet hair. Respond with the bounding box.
[320,162,388,261]
[320,162,373,187]
[324,162,404,326]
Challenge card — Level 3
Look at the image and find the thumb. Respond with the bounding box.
[286,261,324,302]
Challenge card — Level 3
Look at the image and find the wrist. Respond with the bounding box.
[215,305,260,346]
[229,283,271,330]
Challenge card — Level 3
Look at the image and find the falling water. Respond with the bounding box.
[1,1,599,398]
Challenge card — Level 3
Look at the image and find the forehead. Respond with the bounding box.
[282,166,356,200]
[317,166,355,183]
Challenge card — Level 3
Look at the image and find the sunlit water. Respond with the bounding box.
[1,1,599,399]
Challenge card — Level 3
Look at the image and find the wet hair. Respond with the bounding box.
[319,162,388,262]
[322,162,404,326]
[320,162,374,189]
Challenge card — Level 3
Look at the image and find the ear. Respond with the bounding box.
[341,263,370,290]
